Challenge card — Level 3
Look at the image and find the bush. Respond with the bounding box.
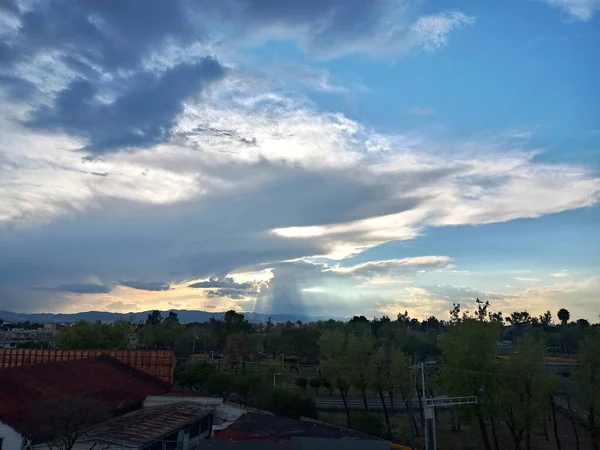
[309,377,322,394]
[174,362,218,392]
[322,379,334,395]
[351,413,385,437]
[295,377,308,393]
[258,388,318,420]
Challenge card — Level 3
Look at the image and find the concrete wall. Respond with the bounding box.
[0,420,23,450]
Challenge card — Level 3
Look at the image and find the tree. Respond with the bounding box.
[574,326,600,450]
[390,348,419,435]
[557,308,570,325]
[346,334,374,410]
[322,379,334,396]
[318,330,353,427]
[369,347,393,438]
[309,377,322,395]
[164,311,180,324]
[55,320,132,349]
[223,333,247,374]
[174,362,218,392]
[25,396,111,450]
[146,310,163,325]
[440,318,501,450]
[499,336,552,450]
[539,310,553,328]
[295,377,308,394]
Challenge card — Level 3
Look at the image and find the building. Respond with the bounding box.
[0,348,175,383]
[0,356,171,450]
[212,411,381,443]
[0,324,58,348]
[74,402,215,450]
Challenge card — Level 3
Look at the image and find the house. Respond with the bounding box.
[0,356,171,450]
[74,402,215,450]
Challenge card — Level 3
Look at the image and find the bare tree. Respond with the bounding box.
[25,396,111,450]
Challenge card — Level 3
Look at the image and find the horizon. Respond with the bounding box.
[1,1,599,321]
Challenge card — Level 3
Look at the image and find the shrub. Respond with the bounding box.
[295,377,308,393]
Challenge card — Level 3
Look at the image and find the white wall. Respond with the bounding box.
[0,420,23,450]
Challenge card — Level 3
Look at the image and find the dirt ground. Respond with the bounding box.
[319,408,592,450]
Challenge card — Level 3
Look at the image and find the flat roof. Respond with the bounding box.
[82,402,214,447]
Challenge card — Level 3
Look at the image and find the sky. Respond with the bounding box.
[0,0,599,321]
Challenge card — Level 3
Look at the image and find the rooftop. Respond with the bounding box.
[0,355,170,435]
[213,412,380,443]
[82,402,214,447]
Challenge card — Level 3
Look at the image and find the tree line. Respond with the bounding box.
[48,302,600,449]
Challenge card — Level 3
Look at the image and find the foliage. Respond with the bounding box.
[557,308,570,325]
[55,319,133,349]
[257,388,318,419]
[498,335,553,449]
[295,377,308,393]
[574,326,600,449]
[309,377,322,394]
[351,413,385,437]
[174,362,218,392]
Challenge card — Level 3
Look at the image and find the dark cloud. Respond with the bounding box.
[55,283,111,294]
[188,277,254,290]
[0,0,197,70]
[27,59,226,152]
[120,281,170,292]
[207,289,248,300]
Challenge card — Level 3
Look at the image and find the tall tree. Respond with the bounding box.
[574,326,600,450]
[346,334,374,410]
[369,347,392,437]
[319,330,353,428]
[390,348,420,435]
[499,336,552,450]
[557,308,570,326]
[440,318,501,450]
[146,309,163,325]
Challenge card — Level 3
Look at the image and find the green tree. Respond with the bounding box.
[369,346,393,437]
[223,333,248,374]
[146,310,163,325]
[55,320,132,349]
[390,347,419,435]
[319,330,353,427]
[174,362,218,392]
[574,326,600,450]
[309,377,322,395]
[557,308,570,325]
[346,334,374,410]
[499,336,552,450]
[295,377,308,394]
[440,318,501,450]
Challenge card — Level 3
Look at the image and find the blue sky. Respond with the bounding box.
[0,0,598,320]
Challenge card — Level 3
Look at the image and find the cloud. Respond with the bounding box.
[514,277,541,282]
[55,283,111,294]
[408,107,436,116]
[330,256,452,276]
[537,0,600,21]
[188,277,255,290]
[120,281,170,291]
[421,285,515,302]
[26,59,226,152]
[106,301,139,311]
[549,270,569,278]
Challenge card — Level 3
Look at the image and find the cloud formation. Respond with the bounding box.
[538,0,600,20]
[120,281,170,292]
[55,283,111,294]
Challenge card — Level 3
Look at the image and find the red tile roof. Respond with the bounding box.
[0,355,171,436]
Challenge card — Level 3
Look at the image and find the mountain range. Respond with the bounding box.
[0,309,342,324]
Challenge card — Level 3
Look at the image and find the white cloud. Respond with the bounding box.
[537,0,600,21]
[549,270,569,278]
[515,277,541,282]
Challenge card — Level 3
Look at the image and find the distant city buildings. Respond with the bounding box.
[0,323,58,348]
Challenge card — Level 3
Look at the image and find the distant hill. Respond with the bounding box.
[0,309,343,324]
